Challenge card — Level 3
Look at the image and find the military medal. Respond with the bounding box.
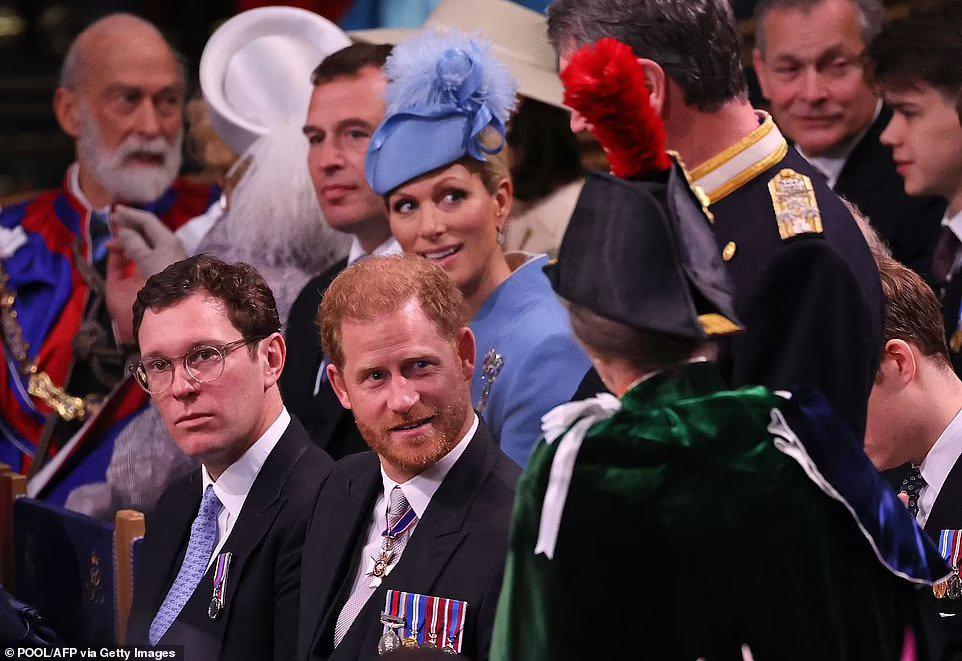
[380,590,468,655]
[421,594,440,649]
[934,530,962,599]
[949,574,962,600]
[208,552,231,619]
[378,615,405,655]
[366,500,418,587]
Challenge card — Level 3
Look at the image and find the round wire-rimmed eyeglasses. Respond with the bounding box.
[130,336,267,395]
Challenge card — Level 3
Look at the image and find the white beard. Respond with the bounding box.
[76,106,183,204]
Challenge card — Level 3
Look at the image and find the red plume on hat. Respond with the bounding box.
[561,38,672,178]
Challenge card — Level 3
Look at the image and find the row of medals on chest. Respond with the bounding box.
[370,509,459,654]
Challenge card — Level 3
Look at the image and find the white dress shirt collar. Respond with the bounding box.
[67,163,110,214]
[378,413,479,519]
[201,407,291,522]
[918,406,962,526]
[347,235,402,265]
[944,208,962,245]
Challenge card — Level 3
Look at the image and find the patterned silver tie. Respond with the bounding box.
[148,485,223,645]
[334,486,412,646]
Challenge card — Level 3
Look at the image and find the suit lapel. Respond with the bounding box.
[209,421,309,632]
[835,108,890,194]
[925,453,962,537]
[343,421,498,655]
[306,455,382,654]
[313,380,350,451]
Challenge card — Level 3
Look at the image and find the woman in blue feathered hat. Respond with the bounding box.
[365,29,592,467]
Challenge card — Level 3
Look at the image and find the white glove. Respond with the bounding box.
[110,205,187,277]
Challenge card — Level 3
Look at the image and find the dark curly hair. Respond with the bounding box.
[132,255,281,355]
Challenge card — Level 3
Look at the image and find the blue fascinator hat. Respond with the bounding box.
[366,29,519,195]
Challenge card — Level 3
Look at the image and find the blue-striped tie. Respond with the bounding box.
[148,485,223,645]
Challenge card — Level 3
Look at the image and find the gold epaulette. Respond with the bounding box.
[767,169,824,240]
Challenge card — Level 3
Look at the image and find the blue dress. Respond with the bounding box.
[470,253,591,467]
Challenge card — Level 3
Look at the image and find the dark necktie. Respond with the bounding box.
[899,465,927,518]
[932,225,961,285]
[89,210,111,277]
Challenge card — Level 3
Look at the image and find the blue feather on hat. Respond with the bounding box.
[366,28,519,195]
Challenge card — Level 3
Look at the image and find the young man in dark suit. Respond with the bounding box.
[866,13,962,377]
[864,256,962,656]
[125,256,333,660]
[281,43,400,459]
[752,0,945,280]
[296,255,520,661]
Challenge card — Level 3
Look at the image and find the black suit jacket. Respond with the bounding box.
[280,258,368,459]
[925,457,962,660]
[834,107,946,281]
[297,419,520,661]
[127,417,334,661]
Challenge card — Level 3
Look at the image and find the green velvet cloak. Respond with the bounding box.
[491,362,916,660]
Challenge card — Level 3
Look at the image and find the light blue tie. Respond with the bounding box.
[148,485,223,645]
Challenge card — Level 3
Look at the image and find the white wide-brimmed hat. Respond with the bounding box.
[350,0,563,108]
[200,6,352,156]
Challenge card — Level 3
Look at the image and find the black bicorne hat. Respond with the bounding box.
[545,158,742,340]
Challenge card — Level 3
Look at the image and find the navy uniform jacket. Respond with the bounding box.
[127,417,333,660]
[833,106,945,282]
[689,112,883,437]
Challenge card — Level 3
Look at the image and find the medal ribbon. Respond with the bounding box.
[938,530,962,569]
[382,505,418,539]
[212,552,231,606]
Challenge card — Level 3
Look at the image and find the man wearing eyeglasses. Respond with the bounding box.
[125,255,334,661]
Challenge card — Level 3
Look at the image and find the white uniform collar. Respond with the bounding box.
[689,111,789,205]
[378,413,479,519]
[201,407,291,521]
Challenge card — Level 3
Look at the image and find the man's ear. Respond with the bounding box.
[879,339,918,389]
[262,333,286,388]
[457,327,476,382]
[54,87,83,139]
[752,49,772,101]
[638,58,668,115]
[327,363,353,409]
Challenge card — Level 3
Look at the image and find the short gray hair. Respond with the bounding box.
[546,0,747,113]
[754,0,886,54]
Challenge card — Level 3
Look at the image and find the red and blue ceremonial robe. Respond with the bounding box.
[0,168,216,504]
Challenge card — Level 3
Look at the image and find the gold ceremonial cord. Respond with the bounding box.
[0,264,89,421]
